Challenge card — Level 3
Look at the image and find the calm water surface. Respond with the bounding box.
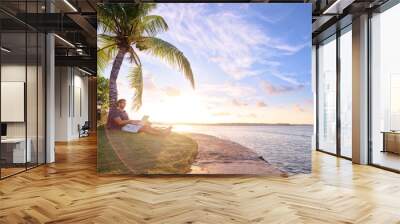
[174,125,313,174]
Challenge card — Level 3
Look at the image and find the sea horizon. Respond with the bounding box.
[154,122,313,126]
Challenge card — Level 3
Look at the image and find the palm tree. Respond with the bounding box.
[97,3,194,115]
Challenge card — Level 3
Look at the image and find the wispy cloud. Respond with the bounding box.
[143,73,158,91]
[199,82,256,98]
[256,101,267,107]
[154,4,307,80]
[249,5,297,25]
[271,41,310,55]
[268,69,303,86]
[294,104,305,112]
[260,80,304,95]
[232,99,248,107]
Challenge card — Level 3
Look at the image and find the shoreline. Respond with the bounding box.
[99,126,288,176]
[187,133,287,176]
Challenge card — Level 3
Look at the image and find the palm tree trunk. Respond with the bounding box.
[108,48,126,110]
[106,48,126,128]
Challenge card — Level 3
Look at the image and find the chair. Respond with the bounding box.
[79,121,90,138]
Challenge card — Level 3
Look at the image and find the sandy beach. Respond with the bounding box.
[188,133,287,176]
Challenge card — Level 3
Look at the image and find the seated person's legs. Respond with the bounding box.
[139,125,172,136]
[121,124,143,133]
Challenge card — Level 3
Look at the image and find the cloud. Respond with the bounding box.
[256,101,267,107]
[232,99,248,107]
[271,41,309,55]
[154,4,307,80]
[294,104,305,112]
[250,6,297,25]
[261,80,304,95]
[259,60,281,67]
[200,83,256,98]
[143,73,157,91]
[261,68,305,86]
[163,86,181,97]
[293,99,313,113]
[254,65,306,87]
[305,98,314,105]
[212,111,231,116]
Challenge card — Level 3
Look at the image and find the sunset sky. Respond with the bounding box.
[102,3,313,124]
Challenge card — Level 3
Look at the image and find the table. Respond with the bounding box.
[1,138,31,164]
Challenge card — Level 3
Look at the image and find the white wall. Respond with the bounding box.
[71,73,89,138]
[55,67,70,141]
[54,67,89,141]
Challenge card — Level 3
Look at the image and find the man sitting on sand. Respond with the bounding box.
[107,99,172,136]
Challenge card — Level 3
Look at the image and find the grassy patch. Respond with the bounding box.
[97,126,198,174]
[97,126,130,173]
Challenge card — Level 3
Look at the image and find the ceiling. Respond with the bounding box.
[310,0,391,43]
[0,0,97,74]
[1,0,395,73]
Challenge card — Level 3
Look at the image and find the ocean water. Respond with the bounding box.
[174,125,313,174]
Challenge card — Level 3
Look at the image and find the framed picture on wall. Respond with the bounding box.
[97,3,313,176]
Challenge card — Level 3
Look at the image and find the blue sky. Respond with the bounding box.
[104,3,313,124]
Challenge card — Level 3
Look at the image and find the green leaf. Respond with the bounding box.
[128,65,143,111]
[140,15,168,36]
[138,37,195,88]
[97,34,118,75]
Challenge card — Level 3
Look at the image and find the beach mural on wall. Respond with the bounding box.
[97,3,312,175]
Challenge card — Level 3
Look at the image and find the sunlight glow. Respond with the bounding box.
[173,125,195,133]
[142,92,212,124]
[104,4,313,125]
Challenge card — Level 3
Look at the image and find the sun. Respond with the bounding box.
[140,91,212,124]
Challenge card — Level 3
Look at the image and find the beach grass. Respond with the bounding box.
[97,126,198,174]
[97,126,130,173]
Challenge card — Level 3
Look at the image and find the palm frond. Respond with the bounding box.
[127,46,142,67]
[140,15,168,36]
[128,65,143,111]
[97,49,108,76]
[98,34,118,43]
[97,4,120,34]
[98,3,158,36]
[97,32,120,74]
[97,39,118,75]
[137,37,195,88]
[134,3,157,17]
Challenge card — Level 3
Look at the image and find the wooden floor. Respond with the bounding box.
[1,167,26,178]
[1,135,400,224]
[372,151,400,171]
